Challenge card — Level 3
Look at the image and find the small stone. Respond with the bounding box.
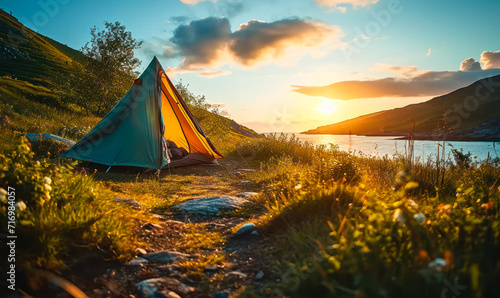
[227,271,247,278]
[161,290,181,298]
[238,180,252,186]
[114,197,141,209]
[127,257,148,266]
[142,251,195,263]
[235,223,258,236]
[156,264,183,275]
[136,248,147,255]
[135,277,194,296]
[213,292,229,298]
[205,265,218,271]
[255,271,264,280]
[250,230,260,236]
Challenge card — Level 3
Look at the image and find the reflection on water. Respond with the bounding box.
[278,133,499,162]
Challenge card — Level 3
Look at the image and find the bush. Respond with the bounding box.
[0,137,135,271]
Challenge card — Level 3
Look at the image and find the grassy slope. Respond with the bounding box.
[0,9,84,85]
[304,75,500,136]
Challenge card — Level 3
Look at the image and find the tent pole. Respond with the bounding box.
[106,166,111,173]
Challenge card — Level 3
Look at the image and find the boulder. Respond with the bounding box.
[135,277,194,297]
[170,196,250,216]
[142,251,195,263]
[114,197,141,209]
[235,223,258,236]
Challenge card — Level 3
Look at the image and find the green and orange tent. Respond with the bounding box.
[59,57,223,170]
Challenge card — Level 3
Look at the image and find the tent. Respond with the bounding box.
[59,57,224,170]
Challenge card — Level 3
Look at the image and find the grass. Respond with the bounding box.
[232,134,500,297]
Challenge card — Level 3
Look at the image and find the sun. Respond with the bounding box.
[315,99,337,114]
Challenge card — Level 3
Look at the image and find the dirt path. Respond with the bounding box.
[72,159,272,297]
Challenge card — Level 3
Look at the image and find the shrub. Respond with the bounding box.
[0,137,135,271]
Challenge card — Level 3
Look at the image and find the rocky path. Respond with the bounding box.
[80,164,272,298]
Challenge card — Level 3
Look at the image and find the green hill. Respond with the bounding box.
[0,8,258,154]
[304,75,500,141]
[0,9,84,86]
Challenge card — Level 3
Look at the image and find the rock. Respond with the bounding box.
[136,248,147,255]
[170,196,250,216]
[152,213,166,220]
[238,180,252,186]
[250,230,260,236]
[135,277,194,296]
[236,192,259,198]
[227,271,247,279]
[213,292,229,298]
[235,223,258,236]
[255,271,264,280]
[114,197,141,209]
[0,114,11,127]
[160,290,181,298]
[127,257,148,266]
[142,251,195,263]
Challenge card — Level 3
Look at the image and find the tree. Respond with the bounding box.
[65,22,142,115]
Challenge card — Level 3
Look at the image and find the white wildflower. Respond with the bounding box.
[16,201,27,211]
[43,184,52,192]
[414,213,426,224]
[408,199,418,209]
[294,184,302,190]
[43,177,52,185]
[393,209,406,224]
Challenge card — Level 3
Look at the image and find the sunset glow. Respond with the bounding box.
[315,99,338,114]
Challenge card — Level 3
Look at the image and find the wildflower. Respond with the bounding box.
[444,204,452,214]
[16,201,27,211]
[294,184,302,190]
[393,209,406,224]
[408,199,418,209]
[444,251,454,269]
[414,213,426,224]
[482,202,493,210]
[43,177,52,185]
[43,184,52,192]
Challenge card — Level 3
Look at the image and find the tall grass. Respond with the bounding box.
[240,133,500,297]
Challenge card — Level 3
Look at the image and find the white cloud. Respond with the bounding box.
[480,50,500,69]
[426,48,432,57]
[460,58,482,71]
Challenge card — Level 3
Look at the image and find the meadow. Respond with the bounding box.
[1,77,500,297]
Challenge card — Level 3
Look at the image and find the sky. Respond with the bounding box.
[3,0,500,133]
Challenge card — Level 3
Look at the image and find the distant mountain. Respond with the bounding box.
[303,75,500,141]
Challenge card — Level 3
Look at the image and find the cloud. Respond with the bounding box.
[370,63,428,78]
[168,17,342,71]
[198,70,232,78]
[316,0,381,12]
[480,50,500,69]
[229,19,340,65]
[293,64,500,100]
[170,17,231,69]
[169,16,190,25]
[426,48,432,57]
[460,58,482,71]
